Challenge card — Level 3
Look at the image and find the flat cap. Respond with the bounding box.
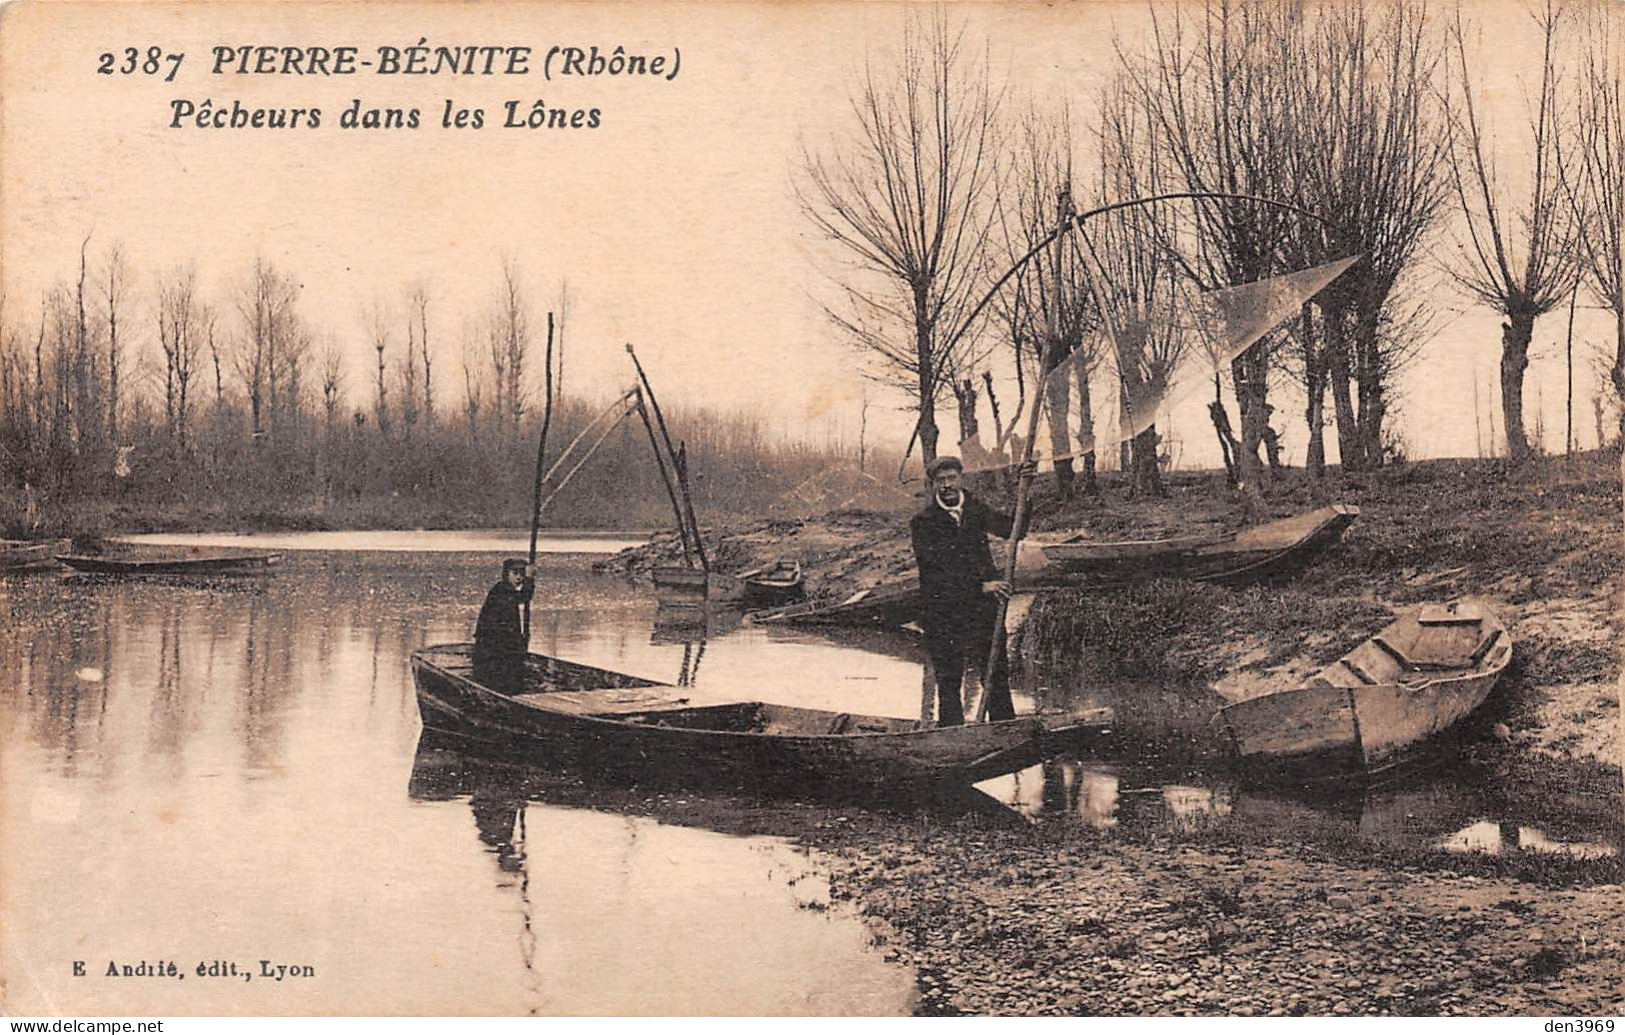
[925,455,964,481]
[502,558,529,574]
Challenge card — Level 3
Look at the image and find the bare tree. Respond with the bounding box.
[156,266,205,446]
[995,104,1102,498]
[1287,0,1451,472]
[102,244,128,443]
[797,10,1003,465]
[554,278,572,408]
[1444,0,1580,462]
[1120,0,1304,502]
[399,303,421,440]
[1089,79,1196,496]
[236,258,302,446]
[1563,5,1625,439]
[460,320,484,445]
[490,256,530,446]
[411,285,434,427]
[362,299,392,438]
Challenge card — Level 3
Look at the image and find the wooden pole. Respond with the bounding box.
[633,391,694,566]
[672,441,711,574]
[627,343,708,573]
[973,219,1127,723]
[524,312,556,644]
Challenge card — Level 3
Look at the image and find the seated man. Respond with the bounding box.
[473,558,534,692]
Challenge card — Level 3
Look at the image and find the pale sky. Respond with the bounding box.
[1,0,1614,469]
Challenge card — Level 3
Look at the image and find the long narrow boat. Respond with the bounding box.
[0,538,72,572]
[410,643,1049,793]
[653,560,804,609]
[748,577,924,630]
[1039,504,1359,584]
[1215,599,1512,775]
[56,548,283,576]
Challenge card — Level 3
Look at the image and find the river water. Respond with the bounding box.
[3,533,1619,1015]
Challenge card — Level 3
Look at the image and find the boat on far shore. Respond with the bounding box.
[1040,503,1360,584]
[653,560,805,609]
[56,546,284,577]
[748,577,923,630]
[0,538,72,572]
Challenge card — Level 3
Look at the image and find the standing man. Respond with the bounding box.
[473,558,534,692]
[910,456,1026,726]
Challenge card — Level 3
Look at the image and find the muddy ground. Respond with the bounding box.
[597,452,1625,1015]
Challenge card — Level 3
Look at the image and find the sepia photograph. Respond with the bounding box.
[1,0,1622,1020]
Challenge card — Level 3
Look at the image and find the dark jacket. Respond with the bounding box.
[910,492,1013,625]
[473,577,534,659]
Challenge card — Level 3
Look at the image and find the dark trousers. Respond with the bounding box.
[473,653,527,695]
[922,604,1014,726]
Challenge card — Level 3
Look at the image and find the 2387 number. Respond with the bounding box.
[96,47,183,82]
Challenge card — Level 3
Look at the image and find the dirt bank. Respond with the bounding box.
[590,452,1625,1015]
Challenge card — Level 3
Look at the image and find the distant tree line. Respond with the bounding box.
[0,247,895,536]
[799,0,1624,499]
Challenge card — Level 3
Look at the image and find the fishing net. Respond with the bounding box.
[961,254,1359,475]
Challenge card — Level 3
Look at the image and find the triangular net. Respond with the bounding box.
[960,255,1358,475]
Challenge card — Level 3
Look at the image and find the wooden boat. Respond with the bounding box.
[1215,599,1512,775]
[1039,504,1360,584]
[736,560,804,607]
[749,577,923,630]
[56,547,283,576]
[0,538,71,572]
[410,643,1049,793]
[653,560,804,609]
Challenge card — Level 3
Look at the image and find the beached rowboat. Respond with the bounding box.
[410,643,1050,792]
[748,577,924,629]
[1215,599,1512,775]
[56,548,283,576]
[1039,504,1360,584]
[653,560,804,609]
[0,538,72,572]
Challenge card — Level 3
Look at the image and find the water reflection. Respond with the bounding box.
[410,744,917,1015]
[978,756,1623,861]
[1,555,929,1016]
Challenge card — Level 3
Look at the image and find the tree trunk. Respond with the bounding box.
[1231,346,1272,503]
[1354,305,1386,466]
[1043,338,1075,501]
[916,304,939,466]
[1075,360,1096,496]
[1326,310,1361,470]
[1209,380,1238,487]
[1613,299,1625,445]
[1303,306,1327,479]
[1501,313,1535,462]
[1130,425,1163,496]
[917,384,939,467]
